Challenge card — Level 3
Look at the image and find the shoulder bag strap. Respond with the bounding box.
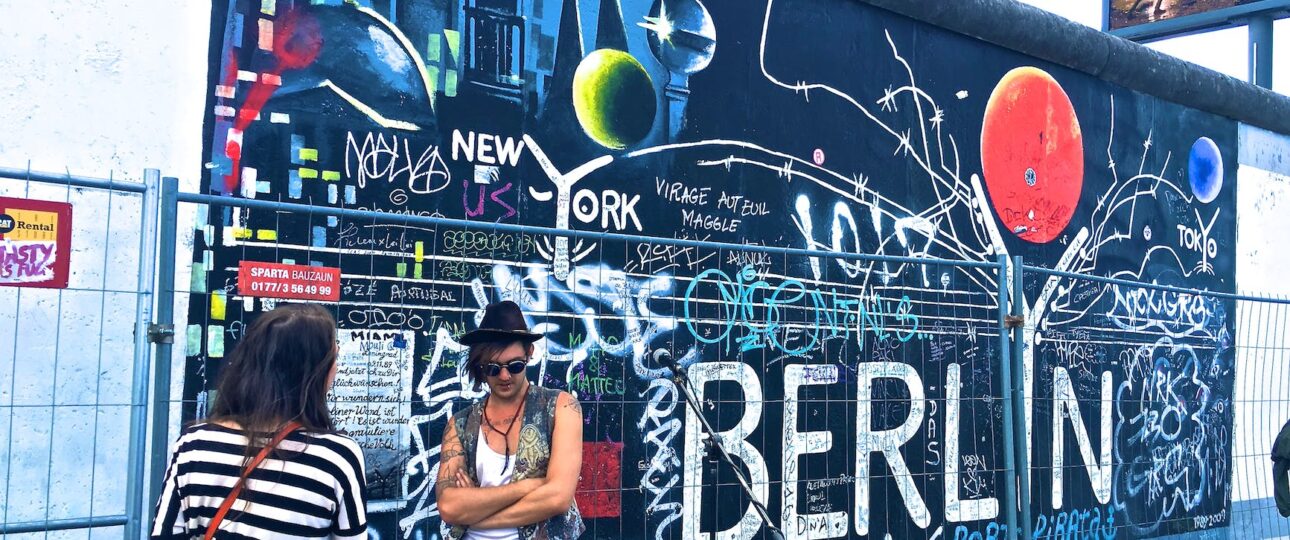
[203,421,302,540]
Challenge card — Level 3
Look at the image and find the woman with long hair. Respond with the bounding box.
[151,304,368,539]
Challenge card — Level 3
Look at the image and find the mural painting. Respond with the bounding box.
[187,0,1238,538]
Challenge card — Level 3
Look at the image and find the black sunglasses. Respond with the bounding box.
[484,360,528,377]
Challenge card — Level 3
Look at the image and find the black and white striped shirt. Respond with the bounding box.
[151,423,368,539]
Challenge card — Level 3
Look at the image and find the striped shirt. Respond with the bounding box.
[151,423,368,539]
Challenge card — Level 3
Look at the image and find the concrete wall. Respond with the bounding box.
[1231,125,1290,538]
[183,0,1264,539]
[1,1,1290,539]
[0,1,209,537]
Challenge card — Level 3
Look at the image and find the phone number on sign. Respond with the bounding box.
[248,281,334,296]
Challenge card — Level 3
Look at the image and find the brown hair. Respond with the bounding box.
[465,340,526,391]
[208,303,338,445]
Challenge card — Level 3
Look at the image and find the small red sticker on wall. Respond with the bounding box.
[237,261,340,302]
[576,441,624,519]
[0,197,72,289]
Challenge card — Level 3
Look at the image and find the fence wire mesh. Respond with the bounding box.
[1230,295,1290,538]
[161,190,1011,540]
[1018,264,1290,540]
[8,171,1290,540]
[0,169,155,539]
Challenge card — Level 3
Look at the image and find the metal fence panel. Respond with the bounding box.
[149,191,1290,540]
[0,167,157,539]
[8,169,1290,540]
[159,190,1014,540]
[1015,263,1290,539]
[1229,296,1290,538]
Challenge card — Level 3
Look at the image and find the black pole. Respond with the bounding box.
[667,361,785,540]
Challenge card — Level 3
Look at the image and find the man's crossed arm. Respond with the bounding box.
[436,393,585,529]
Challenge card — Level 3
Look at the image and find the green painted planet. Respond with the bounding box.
[572,49,657,150]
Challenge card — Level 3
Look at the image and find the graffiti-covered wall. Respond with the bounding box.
[188,0,1238,538]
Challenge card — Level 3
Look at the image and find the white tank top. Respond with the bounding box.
[464,425,520,540]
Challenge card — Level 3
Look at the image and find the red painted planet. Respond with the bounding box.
[980,66,1084,244]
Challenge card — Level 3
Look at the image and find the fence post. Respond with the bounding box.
[145,176,180,530]
[996,255,1020,539]
[1010,256,1033,539]
[124,169,160,540]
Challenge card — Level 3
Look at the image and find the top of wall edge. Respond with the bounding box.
[855,0,1290,136]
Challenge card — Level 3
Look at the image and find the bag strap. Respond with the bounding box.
[204,421,302,540]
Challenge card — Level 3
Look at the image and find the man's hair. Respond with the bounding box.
[465,340,526,391]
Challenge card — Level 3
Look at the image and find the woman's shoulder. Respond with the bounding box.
[182,421,221,433]
[177,421,238,441]
[305,431,365,463]
[166,422,246,458]
[180,420,261,440]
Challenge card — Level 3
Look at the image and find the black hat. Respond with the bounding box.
[459,301,543,345]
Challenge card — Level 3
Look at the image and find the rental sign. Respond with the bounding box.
[0,197,72,289]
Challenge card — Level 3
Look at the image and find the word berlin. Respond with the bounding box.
[677,361,1111,539]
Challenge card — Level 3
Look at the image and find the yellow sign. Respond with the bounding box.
[3,208,59,241]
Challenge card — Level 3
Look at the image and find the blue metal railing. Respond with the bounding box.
[173,191,1005,271]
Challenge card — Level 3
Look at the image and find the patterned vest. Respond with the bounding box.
[446,385,586,540]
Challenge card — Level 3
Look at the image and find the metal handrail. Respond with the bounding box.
[0,166,147,194]
[0,514,128,534]
[175,191,1005,270]
[1022,263,1290,305]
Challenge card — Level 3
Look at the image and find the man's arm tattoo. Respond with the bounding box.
[436,462,456,490]
[437,421,467,494]
[563,395,583,416]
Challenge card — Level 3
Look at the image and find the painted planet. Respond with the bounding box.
[644,0,717,75]
[980,66,1084,244]
[1188,136,1223,203]
[573,49,657,150]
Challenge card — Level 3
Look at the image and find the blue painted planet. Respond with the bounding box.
[1188,137,1223,204]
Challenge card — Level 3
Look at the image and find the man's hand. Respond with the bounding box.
[437,415,548,526]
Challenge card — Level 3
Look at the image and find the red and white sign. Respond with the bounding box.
[237,261,340,302]
[0,197,73,289]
